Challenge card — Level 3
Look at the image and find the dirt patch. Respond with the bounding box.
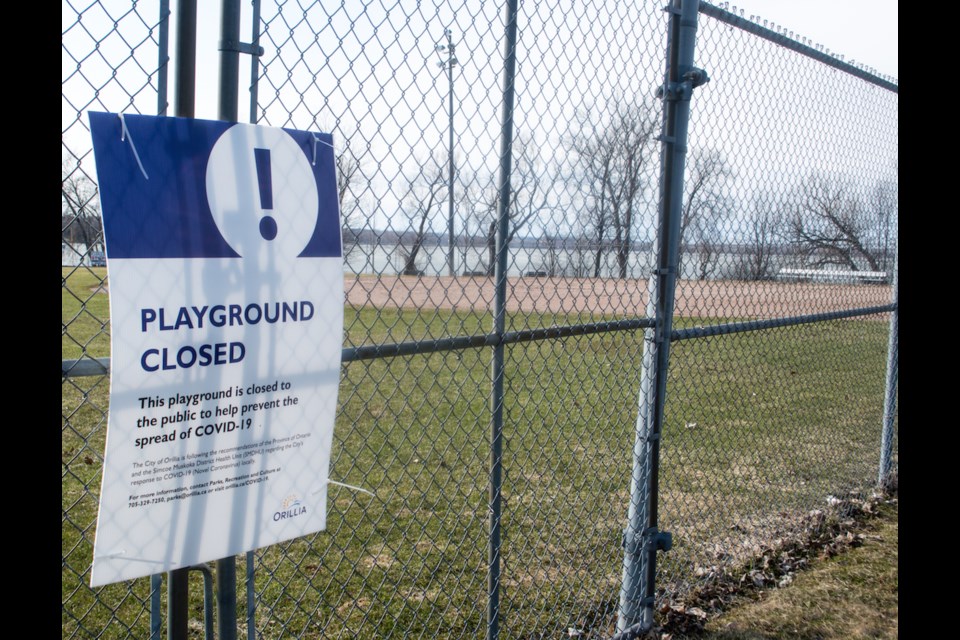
[345,275,892,319]
[90,275,891,320]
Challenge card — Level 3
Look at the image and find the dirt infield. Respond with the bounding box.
[345,275,893,319]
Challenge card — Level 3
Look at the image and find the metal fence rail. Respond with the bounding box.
[62,1,897,638]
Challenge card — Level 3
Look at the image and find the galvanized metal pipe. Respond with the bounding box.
[247,551,256,640]
[216,2,242,638]
[447,29,456,277]
[617,0,702,633]
[217,558,238,640]
[191,564,216,640]
[157,0,170,116]
[150,574,163,640]
[62,319,656,377]
[488,2,519,638]
[166,1,199,634]
[643,0,702,622]
[698,2,898,92]
[248,0,262,124]
[343,319,654,361]
[61,357,110,377]
[616,277,658,635]
[168,567,190,640]
[879,248,898,485]
[63,303,898,379]
[174,0,197,119]
[218,0,242,123]
[670,304,897,341]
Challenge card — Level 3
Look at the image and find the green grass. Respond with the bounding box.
[62,272,895,639]
[62,266,110,360]
[698,500,898,640]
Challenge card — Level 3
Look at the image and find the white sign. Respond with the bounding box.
[88,113,343,586]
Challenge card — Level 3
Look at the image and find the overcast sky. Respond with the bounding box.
[158,1,901,234]
[178,0,898,122]
[63,1,898,133]
[722,0,897,79]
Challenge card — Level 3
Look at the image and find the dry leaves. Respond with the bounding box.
[653,488,896,637]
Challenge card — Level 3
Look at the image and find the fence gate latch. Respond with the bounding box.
[623,527,673,556]
[646,526,673,552]
[219,38,265,57]
[656,67,710,101]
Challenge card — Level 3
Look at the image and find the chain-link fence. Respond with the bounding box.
[62,1,167,638]
[652,3,899,608]
[62,1,897,638]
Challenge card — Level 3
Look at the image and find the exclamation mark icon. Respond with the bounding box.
[254,148,277,240]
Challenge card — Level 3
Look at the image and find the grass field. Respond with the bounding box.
[62,266,896,638]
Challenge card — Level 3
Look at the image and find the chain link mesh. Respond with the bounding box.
[252,2,667,636]
[62,1,167,637]
[653,4,898,607]
[62,1,897,637]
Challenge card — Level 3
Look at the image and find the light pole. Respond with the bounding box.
[436,28,458,277]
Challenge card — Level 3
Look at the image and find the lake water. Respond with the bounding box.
[343,241,795,281]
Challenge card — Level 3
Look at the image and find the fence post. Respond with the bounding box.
[616,277,658,635]
[152,3,171,634]
[248,0,262,123]
[168,568,190,640]
[247,551,257,640]
[157,0,170,116]
[218,0,242,123]
[150,574,163,640]
[878,246,898,486]
[616,0,705,635]
[175,0,198,120]
[488,2,519,639]
[166,0,199,636]
[215,1,242,638]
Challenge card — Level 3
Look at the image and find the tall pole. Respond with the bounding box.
[437,29,458,277]
[217,2,241,639]
[489,5,518,638]
[167,2,198,638]
[616,0,706,635]
[878,243,898,486]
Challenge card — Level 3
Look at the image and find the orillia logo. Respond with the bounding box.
[273,494,307,522]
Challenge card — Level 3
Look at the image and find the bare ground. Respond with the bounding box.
[345,275,893,319]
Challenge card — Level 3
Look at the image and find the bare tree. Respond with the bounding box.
[870,178,898,276]
[540,233,560,277]
[570,110,615,277]
[458,174,489,274]
[735,193,784,280]
[569,233,593,278]
[788,175,884,272]
[469,134,557,276]
[680,149,733,280]
[61,161,104,257]
[336,146,366,259]
[461,177,500,277]
[398,156,446,276]
[337,148,363,223]
[570,99,658,278]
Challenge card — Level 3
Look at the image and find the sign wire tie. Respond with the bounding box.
[118,114,149,180]
[311,134,335,166]
[320,479,376,498]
